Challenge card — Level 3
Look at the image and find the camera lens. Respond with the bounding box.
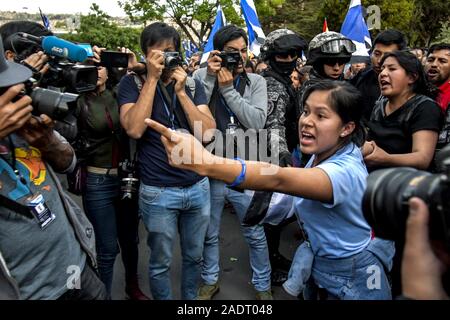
[362,168,447,243]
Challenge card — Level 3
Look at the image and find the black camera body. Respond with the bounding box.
[216,51,242,71]
[163,52,183,70]
[118,158,140,201]
[363,145,450,248]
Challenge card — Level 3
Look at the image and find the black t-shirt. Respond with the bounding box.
[350,67,380,124]
[117,75,207,187]
[367,95,442,170]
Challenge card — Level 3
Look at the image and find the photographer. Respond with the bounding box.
[192,25,271,300]
[402,197,449,300]
[72,46,149,300]
[117,22,215,300]
[0,36,106,300]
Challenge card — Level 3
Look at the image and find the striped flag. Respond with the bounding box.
[201,5,227,63]
[340,0,372,62]
[39,8,51,30]
[240,0,266,56]
[323,17,329,32]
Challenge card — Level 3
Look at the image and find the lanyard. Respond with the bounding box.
[0,137,31,191]
[220,77,241,123]
[156,85,177,130]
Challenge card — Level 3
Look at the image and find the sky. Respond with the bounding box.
[0,0,127,17]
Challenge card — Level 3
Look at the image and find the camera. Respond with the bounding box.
[216,51,242,71]
[362,145,450,248]
[118,159,139,201]
[11,33,97,94]
[163,52,183,70]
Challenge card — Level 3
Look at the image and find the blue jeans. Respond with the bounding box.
[202,179,271,292]
[304,239,394,300]
[83,172,141,297]
[139,178,211,300]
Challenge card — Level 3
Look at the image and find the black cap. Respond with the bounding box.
[0,36,32,88]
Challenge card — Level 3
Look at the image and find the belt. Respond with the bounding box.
[86,166,118,175]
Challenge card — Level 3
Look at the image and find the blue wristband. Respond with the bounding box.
[227,158,247,187]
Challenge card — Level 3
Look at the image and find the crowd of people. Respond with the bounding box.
[0,17,449,301]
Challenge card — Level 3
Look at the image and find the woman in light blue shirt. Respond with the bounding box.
[145,80,394,300]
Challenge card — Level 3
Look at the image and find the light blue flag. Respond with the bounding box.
[202,5,226,61]
[240,0,265,56]
[340,0,371,62]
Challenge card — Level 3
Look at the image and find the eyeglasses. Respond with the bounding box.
[323,58,348,66]
[321,39,356,54]
[275,50,299,59]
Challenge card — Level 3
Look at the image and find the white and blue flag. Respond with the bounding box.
[240,0,265,56]
[201,5,226,63]
[39,8,51,30]
[340,0,371,62]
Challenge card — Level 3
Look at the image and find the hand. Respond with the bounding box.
[23,51,50,76]
[279,151,292,167]
[17,114,57,149]
[144,119,214,173]
[90,45,106,64]
[0,84,33,139]
[402,197,450,300]
[146,50,165,80]
[363,140,388,167]
[361,141,375,157]
[217,67,233,87]
[119,47,143,71]
[206,50,222,75]
[171,66,188,94]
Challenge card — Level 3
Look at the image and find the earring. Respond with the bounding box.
[340,133,346,137]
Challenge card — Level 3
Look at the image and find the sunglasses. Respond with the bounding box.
[323,58,348,66]
[275,50,299,59]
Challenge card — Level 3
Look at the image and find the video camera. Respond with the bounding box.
[362,145,450,248]
[11,32,97,93]
[163,52,183,70]
[216,51,242,71]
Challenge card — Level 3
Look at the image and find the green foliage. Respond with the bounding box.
[434,22,450,45]
[118,0,243,48]
[257,0,321,41]
[61,3,142,54]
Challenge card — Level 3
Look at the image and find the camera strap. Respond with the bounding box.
[157,80,193,134]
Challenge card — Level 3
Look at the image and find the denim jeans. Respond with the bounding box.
[83,172,140,297]
[303,239,394,300]
[139,178,211,300]
[202,179,271,292]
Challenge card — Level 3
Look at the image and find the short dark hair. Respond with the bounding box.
[140,22,180,55]
[428,43,450,56]
[301,80,366,147]
[373,29,407,51]
[213,25,248,51]
[0,20,52,52]
[380,50,438,99]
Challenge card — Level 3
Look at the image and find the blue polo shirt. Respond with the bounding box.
[294,143,372,258]
[117,75,207,187]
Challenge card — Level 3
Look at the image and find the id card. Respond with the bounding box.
[27,193,56,229]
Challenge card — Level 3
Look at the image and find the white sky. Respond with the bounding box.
[0,0,127,17]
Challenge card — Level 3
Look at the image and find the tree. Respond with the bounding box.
[257,0,322,41]
[62,3,142,54]
[118,0,243,49]
[409,0,450,47]
[319,0,414,39]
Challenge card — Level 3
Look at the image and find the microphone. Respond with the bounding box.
[17,33,88,62]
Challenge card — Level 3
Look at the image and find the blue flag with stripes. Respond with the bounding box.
[201,5,226,63]
[240,0,265,56]
[39,8,51,30]
[340,0,371,61]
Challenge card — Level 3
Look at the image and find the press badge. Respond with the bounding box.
[226,117,238,135]
[27,193,56,229]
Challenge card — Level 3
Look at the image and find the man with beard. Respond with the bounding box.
[425,43,450,164]
[117,22,216,300]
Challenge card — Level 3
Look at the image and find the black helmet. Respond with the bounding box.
[260,29,307,62]
[307,31,356,65]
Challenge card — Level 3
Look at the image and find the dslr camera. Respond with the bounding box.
[163,52,183,70]
[363,145,450,248]
[216,51,242,71]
